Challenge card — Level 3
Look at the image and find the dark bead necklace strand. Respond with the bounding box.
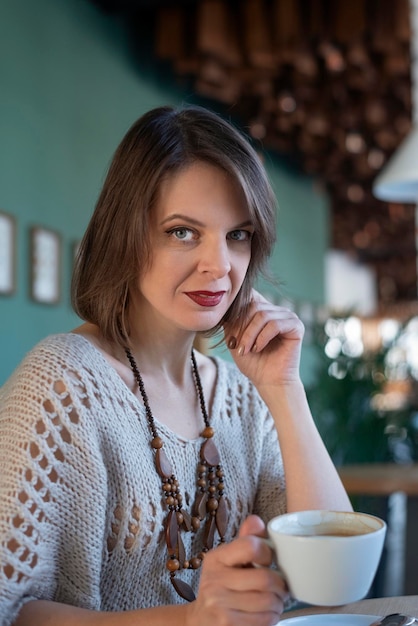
[125,347,228,602]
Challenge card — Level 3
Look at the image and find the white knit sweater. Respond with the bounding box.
[0,333,286,625]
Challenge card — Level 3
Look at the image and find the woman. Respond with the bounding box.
[0,105,351,626]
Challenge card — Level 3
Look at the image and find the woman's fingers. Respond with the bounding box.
[201,561,285,597]
[201,535,289,600]
[227,303,304,356]
[238,514,267,539]
[209,533,273,568]
[213,588,285,618]
[198,563,288,624]
[187,532,289,626]
[245,310,303,355]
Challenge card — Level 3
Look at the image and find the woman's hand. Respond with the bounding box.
[224,290,305,388]
[185,515,288,626]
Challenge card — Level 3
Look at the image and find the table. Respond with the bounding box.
[282,595,418,620]
[337,464,418,596]
[338,464,418,496]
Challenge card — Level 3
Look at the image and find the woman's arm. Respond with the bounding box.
[258,379,352,512]
[226,290,352,513]
[15,517,287,626]
[15,600,188,626]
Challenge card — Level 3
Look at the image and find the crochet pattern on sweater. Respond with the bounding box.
[0,333,286,625]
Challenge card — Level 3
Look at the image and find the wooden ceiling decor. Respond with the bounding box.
[91,0,417,310]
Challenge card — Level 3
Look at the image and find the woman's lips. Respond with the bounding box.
[185,291,225,307]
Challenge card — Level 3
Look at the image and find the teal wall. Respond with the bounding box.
[265,159,328,304]
[0,0,329,385]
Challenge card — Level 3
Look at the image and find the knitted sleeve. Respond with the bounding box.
[0,342,108,626]
[217,360,287,527]
[252,399,287,523]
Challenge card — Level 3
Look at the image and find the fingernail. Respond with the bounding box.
[238,345,245,356]
[228,336,237,349]
[251,343,257,353]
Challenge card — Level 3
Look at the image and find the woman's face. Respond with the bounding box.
[134,161,253,334]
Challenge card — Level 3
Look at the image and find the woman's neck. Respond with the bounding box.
[72,322,216,440]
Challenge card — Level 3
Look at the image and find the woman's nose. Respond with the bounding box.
[198,240,231,278]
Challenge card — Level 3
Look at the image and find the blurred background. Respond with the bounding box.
[1,0,418,597]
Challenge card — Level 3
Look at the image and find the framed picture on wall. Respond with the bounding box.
[0,211,16,295]
[30,226,61,304]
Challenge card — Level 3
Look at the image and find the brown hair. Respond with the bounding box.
[71,105,277,346]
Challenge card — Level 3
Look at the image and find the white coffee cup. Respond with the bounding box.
[267,509,386,606]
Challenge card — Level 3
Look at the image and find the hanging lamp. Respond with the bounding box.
[373,0,418,202]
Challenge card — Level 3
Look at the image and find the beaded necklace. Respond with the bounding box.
[125,347,227,602]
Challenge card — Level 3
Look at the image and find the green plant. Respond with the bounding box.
[306,318,418,465]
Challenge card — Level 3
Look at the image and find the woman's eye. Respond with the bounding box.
[228,229,252,241]
[168,227,195,241]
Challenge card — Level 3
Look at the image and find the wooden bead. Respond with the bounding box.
[181,509,192,531]
[176,511,184,525]
[170,576,196,602]
[166,557,180,572]
[190,557,202,569]
[156,447,173,478]
[151,436,163,449]
[201,426,215,438]
[207,497,218,511]
[201,438,220,466]
[165,510,179,552]
[194,492,208,519]
[216,496,228,537]
[177,533,186,565]
[203,516,217,549]
[191,516,201,530]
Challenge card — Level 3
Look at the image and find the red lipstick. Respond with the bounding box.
[185,291,225,307]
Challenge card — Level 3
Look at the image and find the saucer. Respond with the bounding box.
[280,615,380,625]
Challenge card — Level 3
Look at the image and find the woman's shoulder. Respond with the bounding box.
[1,333,105,394]
[0,333,120,438]
[23,333,102,370]
[30,331,102,359]
[33,331,96,350]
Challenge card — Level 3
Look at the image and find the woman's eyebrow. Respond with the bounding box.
[234,220,254,229]
[160,213,254,229]
[160,213,205,227]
